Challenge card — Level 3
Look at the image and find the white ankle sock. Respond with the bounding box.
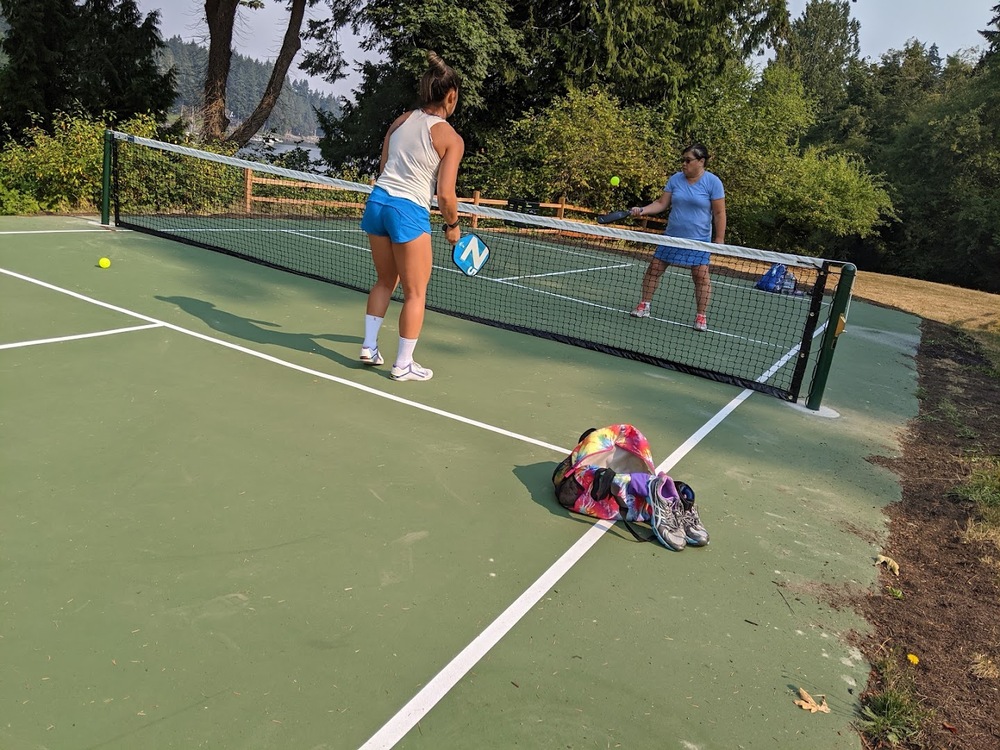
[395,336,418,367]
[363,315,384,350]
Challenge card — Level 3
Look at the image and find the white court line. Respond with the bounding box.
[0,323,163,351]
[0,229,109,235]
[0,267,567,455]
[2,265,820,750]
[494,262,634,282]
[356,323,827,750]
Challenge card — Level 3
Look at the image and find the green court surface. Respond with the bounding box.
[1,215,919,749]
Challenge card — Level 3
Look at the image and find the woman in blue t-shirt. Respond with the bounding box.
[628,144,726,332]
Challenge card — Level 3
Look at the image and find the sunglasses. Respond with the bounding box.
[680,156,703,164]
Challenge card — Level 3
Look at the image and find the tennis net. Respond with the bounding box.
[105,131,854,405]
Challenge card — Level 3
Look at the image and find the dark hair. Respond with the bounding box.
[418,52,460,106]
[683,143,709,161]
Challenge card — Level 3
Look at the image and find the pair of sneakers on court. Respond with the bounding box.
[359,346,432,382]
[631,302,708,332]
[648,474,709,551]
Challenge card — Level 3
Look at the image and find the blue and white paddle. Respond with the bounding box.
[451,232,491,276]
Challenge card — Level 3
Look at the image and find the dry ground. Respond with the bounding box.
[851,272,1000,749]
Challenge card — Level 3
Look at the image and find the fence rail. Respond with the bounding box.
[242,169,666,233]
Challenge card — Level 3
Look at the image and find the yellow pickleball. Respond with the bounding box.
[98,257,111,269]
[610,176,621,187]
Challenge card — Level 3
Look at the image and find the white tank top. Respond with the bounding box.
[375,109,445,210]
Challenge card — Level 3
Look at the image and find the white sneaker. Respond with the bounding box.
[390,361,433,382]
[360,346,384,365]
[693,314,708,332]
[630,302,651,318]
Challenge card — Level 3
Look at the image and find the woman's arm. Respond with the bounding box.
[711,197,726,243]
[631,190,672,218]
[432,122,466,243]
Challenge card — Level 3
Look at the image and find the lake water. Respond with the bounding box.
[238,140,326,171]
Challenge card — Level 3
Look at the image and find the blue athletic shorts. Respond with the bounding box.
[360,186,431,243]
[653,243,711,267]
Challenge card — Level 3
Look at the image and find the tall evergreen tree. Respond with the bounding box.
[0,0,175,141]
[981,3,1000,57]
[0,0,79,138]
[775,0,860,144]
[75,1,176,121]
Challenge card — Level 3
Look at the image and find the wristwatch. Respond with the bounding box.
[441,220,460,231]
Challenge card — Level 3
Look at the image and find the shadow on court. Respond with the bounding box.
[513,461,647,542]
[155,295,366,370]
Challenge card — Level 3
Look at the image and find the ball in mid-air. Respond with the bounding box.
[98,257,111,269]
[610,176,621,187]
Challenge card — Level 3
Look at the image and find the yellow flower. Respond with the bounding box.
[907,653,920,665]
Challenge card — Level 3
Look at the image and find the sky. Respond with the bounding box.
[136,0,993,99]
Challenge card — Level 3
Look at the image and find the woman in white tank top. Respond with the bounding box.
[357,52,465,382]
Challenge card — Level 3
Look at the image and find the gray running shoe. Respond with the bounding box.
[649,476,686,551]
[677,481,709,546]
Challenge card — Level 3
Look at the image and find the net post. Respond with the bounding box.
[557,195,566,220]
[101,129,112,225]
[806,263,856,410]
[472,190,480,229]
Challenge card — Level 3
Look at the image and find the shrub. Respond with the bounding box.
[0,112,161,213]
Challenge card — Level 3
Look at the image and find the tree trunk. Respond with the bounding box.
[201,0,240,141]
[226,0,307,148]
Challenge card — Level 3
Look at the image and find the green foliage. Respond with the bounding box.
[955,458,1000,510]
[160,36,341,138]
[0,183,40,215]
[685,62,892,252]
[0,112,159,212]
[0,0,175,142]
[741,148,893,252]
[463,86,667,207]
[315,60,411,173]
[776,0,860,127]
[878,52,1000,292]
[857,649,932,747]
[309,0,787,164]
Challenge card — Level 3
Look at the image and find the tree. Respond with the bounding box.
[461,86,669,207]
[682,61,891,252]
[982,3,1000,57]
[878,31,1000,291]
[0,0,79,138]
[305,0,787,170]
[201,0,313,146]
[0,0,175,141]
[75,1,176,121]
[775,0,860,144]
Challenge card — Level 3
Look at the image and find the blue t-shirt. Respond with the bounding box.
[664,171,725,242]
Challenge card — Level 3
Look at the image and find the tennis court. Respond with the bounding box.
[2,213,918,749]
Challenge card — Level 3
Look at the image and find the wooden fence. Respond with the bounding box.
[242,168,665,233]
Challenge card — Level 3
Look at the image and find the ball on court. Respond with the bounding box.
[98,257,111,269]
[610,176,621,187]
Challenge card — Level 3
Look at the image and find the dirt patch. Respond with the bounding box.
[858,319,1000,748]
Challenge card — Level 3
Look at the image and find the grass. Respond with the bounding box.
[971,653,1000,680]
[853,269,1000,376]
[857,647,932,747]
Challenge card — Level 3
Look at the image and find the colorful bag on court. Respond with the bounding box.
[551,424,678,542]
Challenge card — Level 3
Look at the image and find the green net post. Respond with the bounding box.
[806,263,856,411]
[101,130,112,225]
